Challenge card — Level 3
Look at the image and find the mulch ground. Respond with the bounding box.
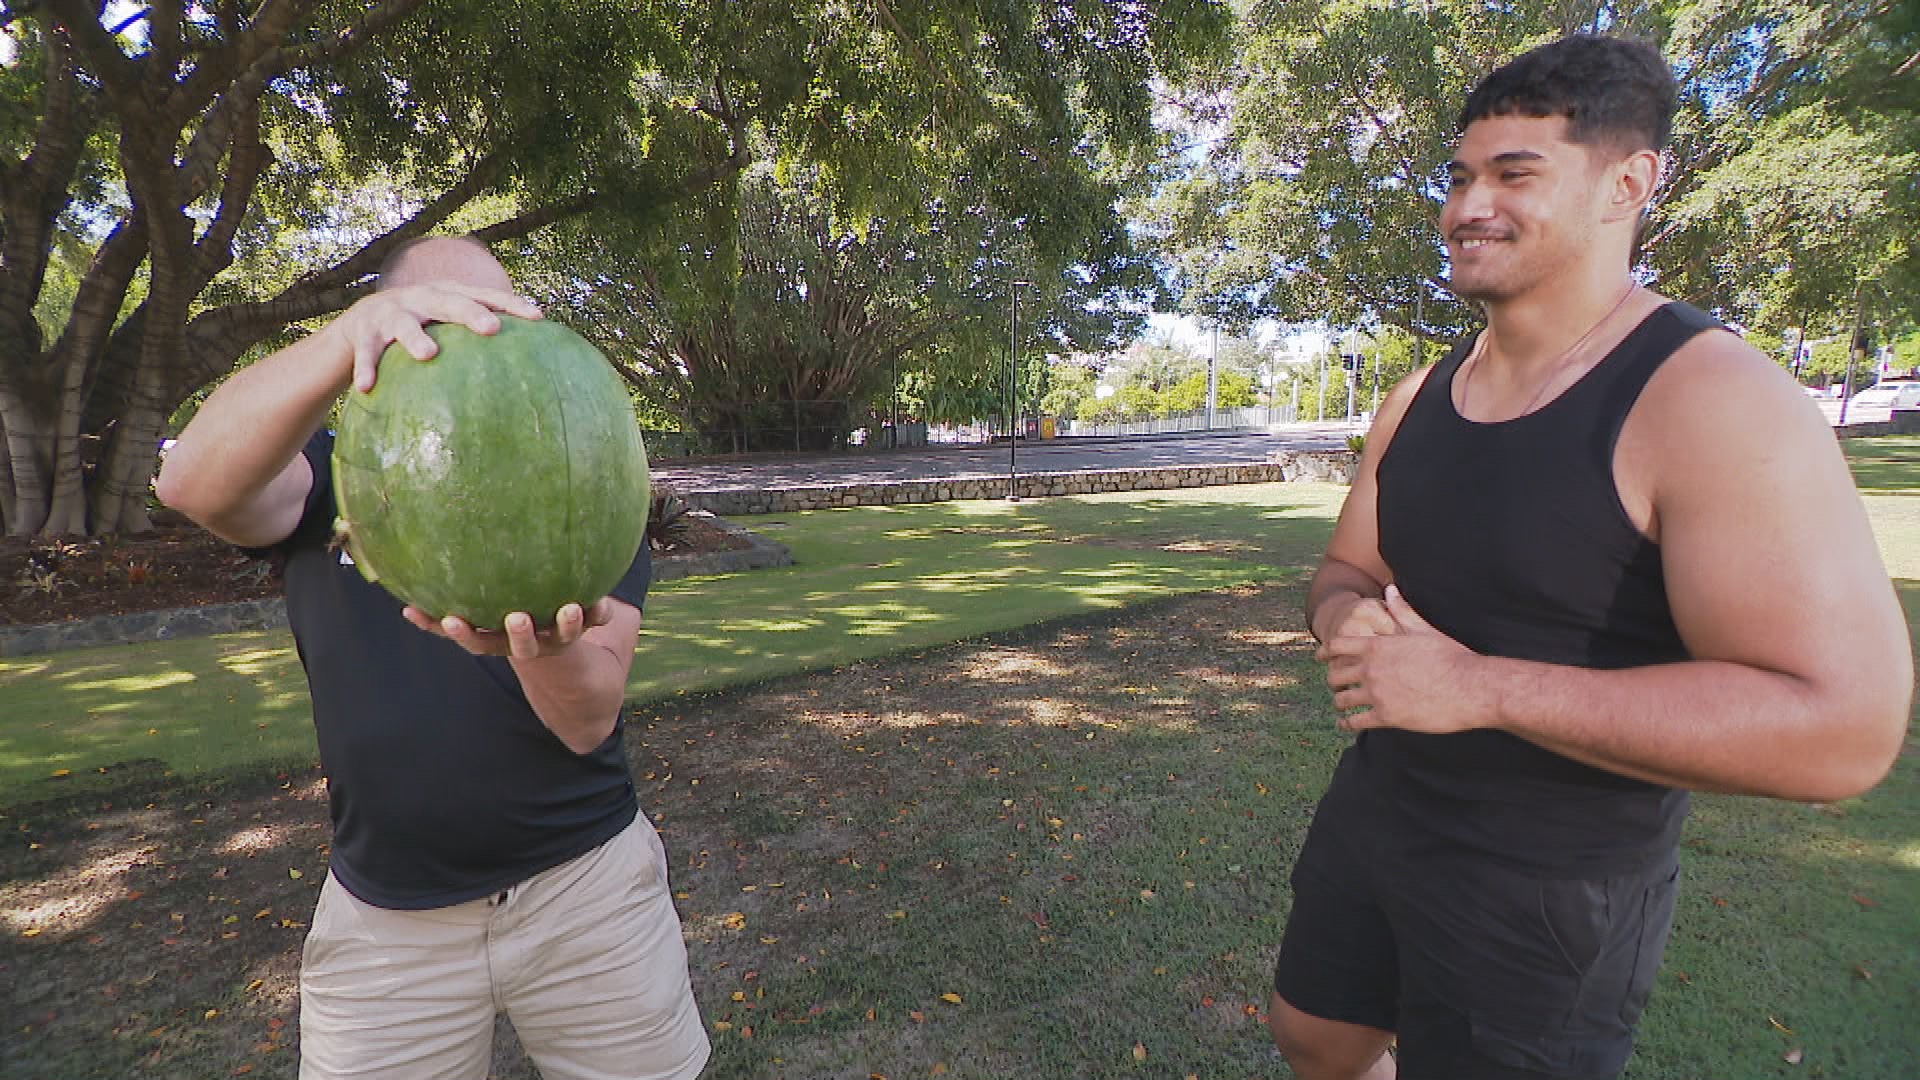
[0,512,752,626]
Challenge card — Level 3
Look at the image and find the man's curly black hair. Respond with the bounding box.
[1460,34,1679,157]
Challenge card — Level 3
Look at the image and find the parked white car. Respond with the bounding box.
[1845,381,1920,419]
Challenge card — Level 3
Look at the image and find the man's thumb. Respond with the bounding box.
[1384,584,1431,631]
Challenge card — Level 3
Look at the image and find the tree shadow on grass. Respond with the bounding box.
[5,575,1917,1079]
[1846,436,1920,494]
[627,491,1340,704]
[0,636,314,802]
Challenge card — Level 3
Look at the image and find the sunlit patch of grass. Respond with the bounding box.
[64,670,197,693]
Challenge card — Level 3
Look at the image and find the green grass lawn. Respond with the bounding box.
[0,485,1346,802]
[1,442,1916,1080]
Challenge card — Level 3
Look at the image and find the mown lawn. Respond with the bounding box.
[2,445,1916,1079]
[0,486,1344,803]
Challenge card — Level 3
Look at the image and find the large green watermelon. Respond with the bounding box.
[331,316,649,630]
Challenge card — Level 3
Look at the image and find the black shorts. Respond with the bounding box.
[1272,777,1680,1080]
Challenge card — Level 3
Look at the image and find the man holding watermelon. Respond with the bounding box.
[157,236,710,1080]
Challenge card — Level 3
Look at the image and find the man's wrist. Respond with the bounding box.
[1310,594,1358,644]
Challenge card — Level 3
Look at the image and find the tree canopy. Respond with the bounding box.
[1141,0,1918,363]
[0,0,1229,534]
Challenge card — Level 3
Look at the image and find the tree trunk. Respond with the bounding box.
[89,354,169,533]
[0,381,56,537]
[40,356,93,536]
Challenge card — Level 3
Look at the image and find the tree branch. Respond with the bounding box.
[293,148,514,294]
[189,102,268,292]
[175,284,367,394]
[279,0,426,67]
[0,31,94,329]
[471,193,600,245]
[42,0,143,106]
[149,0,185,83]
[168,0,309,124]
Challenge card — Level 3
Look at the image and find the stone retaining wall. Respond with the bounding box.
[0,523,792,659]
[678,455,1356,516]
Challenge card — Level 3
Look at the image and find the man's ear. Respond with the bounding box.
[1604,149,1662,224]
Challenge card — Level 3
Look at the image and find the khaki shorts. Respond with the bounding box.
[298,816,709,1080]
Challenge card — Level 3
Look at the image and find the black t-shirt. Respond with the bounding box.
[266,431,645,909]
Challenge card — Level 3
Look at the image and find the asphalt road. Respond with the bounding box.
[651,423,1364,492]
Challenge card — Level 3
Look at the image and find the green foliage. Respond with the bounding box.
[1,0,1230,535]
[645,491,695,552]
[511,0,1233,443]
[533,160,1174,447]
[1656,1,1920,336]
[1142,0,1918,357]
[1040,362,1101,423]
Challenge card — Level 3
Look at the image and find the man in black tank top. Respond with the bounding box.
[1267,36,1910,1080]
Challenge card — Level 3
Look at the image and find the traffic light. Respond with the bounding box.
[1339,352,1358,371]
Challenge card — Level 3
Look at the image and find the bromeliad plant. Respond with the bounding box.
[647,490,695,553]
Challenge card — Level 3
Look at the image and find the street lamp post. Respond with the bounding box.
[1008,280,1031,501]
[1206,322,1218,430]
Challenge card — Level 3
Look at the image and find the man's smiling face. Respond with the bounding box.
[1439,113,1618,304]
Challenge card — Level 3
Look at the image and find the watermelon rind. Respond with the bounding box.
[331,317,650,630]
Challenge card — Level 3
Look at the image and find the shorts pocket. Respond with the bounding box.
[1539,876,1613,976]
[1618,862,1680,1027]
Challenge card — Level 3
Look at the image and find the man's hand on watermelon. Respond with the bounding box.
[402,596,643,754]
[327,283,543,394]
[400,598,617,659]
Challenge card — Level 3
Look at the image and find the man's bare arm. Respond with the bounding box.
[157,284,539,548]
[1306,365,1436,642]
[1500,334,1908,798]
[508,599,642,754]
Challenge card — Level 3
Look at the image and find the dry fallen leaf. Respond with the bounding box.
[1784,1048,1804,1065]
[287,868,302,880]
[931,1065,948,1076]
[1132,1042,1148,1063]
[1768,1017,1795,1036]
[940,992,963,1005]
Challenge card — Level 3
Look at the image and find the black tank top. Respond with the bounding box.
[1366,301,1721,874]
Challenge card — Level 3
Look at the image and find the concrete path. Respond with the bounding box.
[650,423,1363,493]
